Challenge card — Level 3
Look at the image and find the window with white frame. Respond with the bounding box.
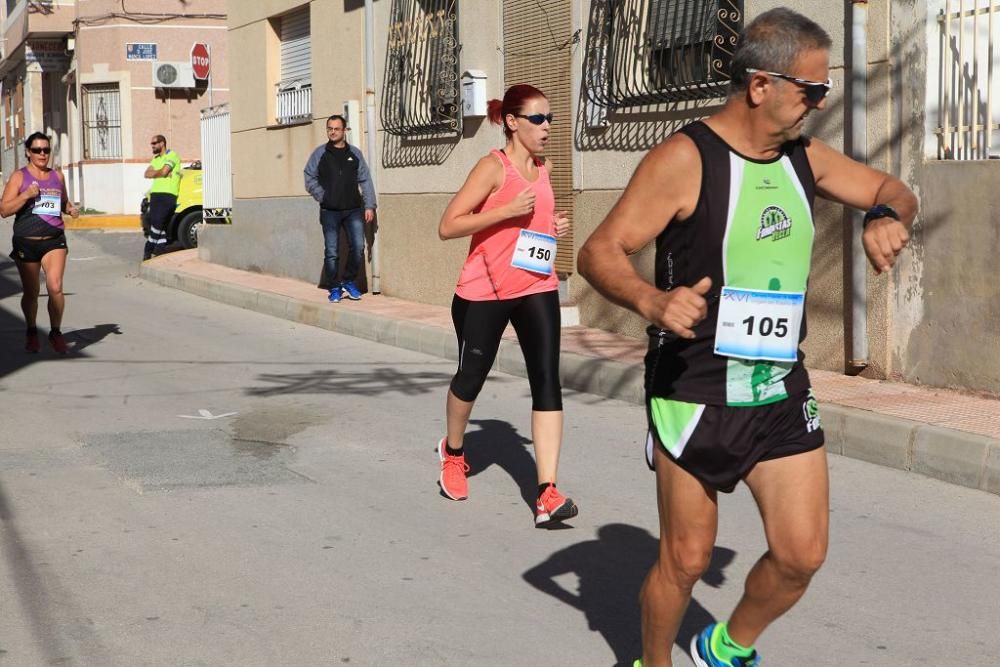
[81,83,122,159]
[275,6,311,125]
[928,0,1000,159]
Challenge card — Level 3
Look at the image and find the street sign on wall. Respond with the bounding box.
[191,43,210,80]
[126,43,158,61]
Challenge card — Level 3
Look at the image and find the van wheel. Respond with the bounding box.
[177,211,203,249]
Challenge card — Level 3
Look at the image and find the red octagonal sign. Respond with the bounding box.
[191,43,210,80]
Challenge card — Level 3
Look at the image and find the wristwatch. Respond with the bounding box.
[863,204,900,227]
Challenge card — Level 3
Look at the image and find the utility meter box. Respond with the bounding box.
[461,70,488,117]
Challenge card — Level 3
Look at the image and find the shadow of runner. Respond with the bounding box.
[65,323,122,354]
[0,482,108,663]
[523,523,736,666]
[246,367,454,397]
[463,418,537,513]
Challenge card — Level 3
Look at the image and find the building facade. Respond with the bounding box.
[0,0,228,214]
[201,0,1000,397]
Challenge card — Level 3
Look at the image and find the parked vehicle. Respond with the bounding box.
[140,161,207,249]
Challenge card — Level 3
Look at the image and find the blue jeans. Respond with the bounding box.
[319,207,365,285]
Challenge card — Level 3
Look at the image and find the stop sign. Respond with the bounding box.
[191,43,210,80]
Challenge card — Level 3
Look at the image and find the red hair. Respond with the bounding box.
[486,84,547,138]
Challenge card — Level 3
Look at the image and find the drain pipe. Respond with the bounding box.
[848,0,869,370]
[364,0,381,294]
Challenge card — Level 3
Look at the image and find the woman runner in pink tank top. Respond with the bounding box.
[434,84,578,527]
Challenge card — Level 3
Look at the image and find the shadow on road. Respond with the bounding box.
[463,418,539,514]
[246,367,455,397]
[0,258,121,379]
[523,523,736,666]
[0,481,109,663]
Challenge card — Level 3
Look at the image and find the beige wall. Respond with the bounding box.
[209,0,999,394]
[75,0,228,163]
[228,0,367,198]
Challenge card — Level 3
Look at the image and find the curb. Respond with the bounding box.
[139,261,1000,498]
[67,215,141,230]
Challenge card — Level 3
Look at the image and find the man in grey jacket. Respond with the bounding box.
[303,115,377,302]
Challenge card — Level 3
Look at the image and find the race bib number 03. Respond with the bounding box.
[511,229,556,275]
[714,286,804,363]
[32,193,61,216]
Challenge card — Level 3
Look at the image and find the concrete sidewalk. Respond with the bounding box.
[140,249,1000,497]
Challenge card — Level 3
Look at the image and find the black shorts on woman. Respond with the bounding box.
[10,232,67,263]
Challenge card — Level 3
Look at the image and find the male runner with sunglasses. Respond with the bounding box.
[579,8,916,667]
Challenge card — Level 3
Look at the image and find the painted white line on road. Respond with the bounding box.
[178,409,238,420]
[70,256,99,261]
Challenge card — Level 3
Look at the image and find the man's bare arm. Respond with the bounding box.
[808,138,918,273]
[578,133,711,338]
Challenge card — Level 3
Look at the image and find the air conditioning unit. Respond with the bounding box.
[152,61,195,88]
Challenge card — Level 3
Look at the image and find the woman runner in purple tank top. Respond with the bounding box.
[0,132,79,354]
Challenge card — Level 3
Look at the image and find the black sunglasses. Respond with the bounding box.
[28,146,51,155]
[746,68,832,104]
[514,113,554,125]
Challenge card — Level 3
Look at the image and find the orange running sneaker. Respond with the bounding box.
[437,437,469,501]
[48,331,69,355]
[535,485,578,527]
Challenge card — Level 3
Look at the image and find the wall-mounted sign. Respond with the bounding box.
[25,41,69,71]
[126,43,158,61]
[190,43,210,80]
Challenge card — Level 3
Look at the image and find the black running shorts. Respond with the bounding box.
[645,388,825,492]
[10,233,68,263]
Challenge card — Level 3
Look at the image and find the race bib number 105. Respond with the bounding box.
[714,286,804,363]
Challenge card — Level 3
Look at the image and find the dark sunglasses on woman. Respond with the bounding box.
[515,113,554,125]
[29,146,52,155]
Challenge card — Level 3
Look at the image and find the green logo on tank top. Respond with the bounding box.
[756,205,792,241]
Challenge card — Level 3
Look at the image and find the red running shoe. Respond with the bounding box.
[48,331,69,355]
[25,330,40,353]
[437,437,469,501]
[535,485,578,527]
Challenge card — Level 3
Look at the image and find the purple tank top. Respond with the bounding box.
[15,167,65,234]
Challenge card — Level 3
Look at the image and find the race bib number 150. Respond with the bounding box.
[511,229,556,275]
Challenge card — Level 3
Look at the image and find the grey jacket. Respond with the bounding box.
[303,142,377,210]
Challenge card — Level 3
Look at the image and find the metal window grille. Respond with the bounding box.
[934,0,1000,159]
[380,0,461,137]
[82,83,122,159]
[276,7,312,124]
[585,0,742,108]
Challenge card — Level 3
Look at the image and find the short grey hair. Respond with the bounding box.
[728,8,832,94]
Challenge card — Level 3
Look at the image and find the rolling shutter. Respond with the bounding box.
[503,0,575,275]
[280,7,311,84]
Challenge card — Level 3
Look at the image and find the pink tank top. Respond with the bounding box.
[455,149,559,301]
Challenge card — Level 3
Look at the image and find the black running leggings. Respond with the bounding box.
[450,290,562,411]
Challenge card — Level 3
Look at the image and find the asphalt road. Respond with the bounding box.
[0,230,998,666]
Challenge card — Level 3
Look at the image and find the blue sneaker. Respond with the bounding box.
[342,281,362,300]
[691,623,760,667]
[328,286,343,303]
